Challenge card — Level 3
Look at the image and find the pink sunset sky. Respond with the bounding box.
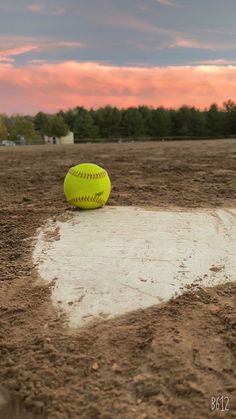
[0,0,236,114]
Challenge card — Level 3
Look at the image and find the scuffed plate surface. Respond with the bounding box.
[33,207,236,327]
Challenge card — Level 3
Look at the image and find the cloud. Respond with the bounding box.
[27,4,65,15]
[0,45,40,58]
[0,61,236,114]
[53,41,85,49]
[27,4,45,12]
[173,38,217,50]
[28,59,48,64]
[0,1,65,14]
[201,28,236,36]
[0,45,40,64]
[81,5,178,37]
[137,4,151,12]
[80,6,234,53]
[156,0,180,7]
[192,59,236,65]
[170,37,236,51]
[0,39,86,62]
[0,0,64,14]
[0,57,15,63]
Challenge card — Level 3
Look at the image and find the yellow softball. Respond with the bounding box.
[64,163,111,209]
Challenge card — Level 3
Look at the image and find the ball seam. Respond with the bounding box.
[68,195,106,205]
[69,168,107,180]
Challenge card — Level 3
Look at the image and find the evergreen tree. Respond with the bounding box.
[3,100,236,142]
[189,108,208,137]
[121,107,145,138]
[150,107,171,137]
[0,116,8,140]
[92,106,122,138]
[137,106,153,136]
[223,100,236,135]
[73,110,99,140]
[206,104,225,137]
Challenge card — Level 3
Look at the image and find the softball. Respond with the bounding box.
[64,163,111,209]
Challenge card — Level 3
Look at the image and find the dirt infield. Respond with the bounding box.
[0,140,235,418]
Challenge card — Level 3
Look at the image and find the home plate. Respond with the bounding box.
[33,206,236,328]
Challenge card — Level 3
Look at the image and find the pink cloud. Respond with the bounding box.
[0,61,236,114]
[0,45,39,59]
[171,37,234,51]
[27,4,65,15]
[28,4,45,12]
[0,57,15,63]
[173,38,216,50]
[192,59,236,65]
[157,0,181,7]
[0,40,85,62]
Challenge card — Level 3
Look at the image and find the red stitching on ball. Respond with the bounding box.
[69,168,107,180]
[68,195,106,206]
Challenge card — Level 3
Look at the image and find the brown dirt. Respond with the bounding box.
[0,140,235,419]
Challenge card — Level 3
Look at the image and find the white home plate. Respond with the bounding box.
[33,207,236,328]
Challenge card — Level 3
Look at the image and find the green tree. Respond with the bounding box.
[121,107,145,138]
[223,100,236,135]
[34,112,50,136]
[188,108,208,137]
[92,106,122,138]
[150,107,171,137]
[0,117,8,140]
[60,108,78,131]
[137,106,153,136]
[45,115,69,138]
[172,106,193,136]
[8,116,40,142]
[206,104,225,137]
[73,110,99,140]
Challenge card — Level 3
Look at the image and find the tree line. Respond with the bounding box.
[1,100,236,143]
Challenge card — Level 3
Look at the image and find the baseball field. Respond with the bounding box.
[0,139,236,418]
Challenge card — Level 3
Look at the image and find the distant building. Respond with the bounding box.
[44,131,74,145]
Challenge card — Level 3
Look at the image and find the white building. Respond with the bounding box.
[44,131,74,145]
